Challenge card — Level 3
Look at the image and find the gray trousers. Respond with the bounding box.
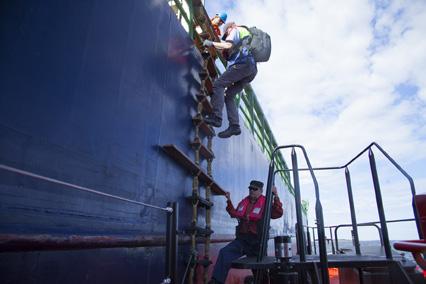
[211,62,257,126]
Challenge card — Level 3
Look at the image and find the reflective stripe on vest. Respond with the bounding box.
[234,195,266,222]
[237,26,251,40]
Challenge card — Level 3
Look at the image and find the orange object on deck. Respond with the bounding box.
[328,267,339,278]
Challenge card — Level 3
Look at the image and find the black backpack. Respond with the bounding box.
[240,26,272,62]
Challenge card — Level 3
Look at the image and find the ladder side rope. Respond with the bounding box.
[189,55,216,283]
[189,173,200,283]
[0,164,172,213]
[204,136,214,283]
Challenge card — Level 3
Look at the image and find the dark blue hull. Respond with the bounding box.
[0,1,295,282]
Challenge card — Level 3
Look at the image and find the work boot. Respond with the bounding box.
[218,124,241,138]
[204,115,222,128]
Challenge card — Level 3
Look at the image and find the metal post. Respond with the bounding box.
[370,224,384,247]
[372,143,420,239]
[291,148,306,261]
[254,161,275,284]
[312,227,317,254]
[289,150,307,284]
[270,144,329,283]
[299,146,329,284]
[369,149,392,259]
[257,161,275,261]
[166,202,178,283]
[358,268,364,284]
[335,227,340,252]
[413,197,423,240]
[295,222,300,255]
[306,228,312,254]
[345,167,361,255]
[329,227,335,254]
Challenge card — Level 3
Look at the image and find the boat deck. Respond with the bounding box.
[232,254,413,269]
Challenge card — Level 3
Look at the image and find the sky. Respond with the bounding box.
[205,0,426,241]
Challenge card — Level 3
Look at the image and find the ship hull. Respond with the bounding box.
[0,1,295,282]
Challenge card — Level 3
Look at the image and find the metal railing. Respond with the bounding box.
[259,145,329,284]
[282,142,419,261]
[308,218,415,255]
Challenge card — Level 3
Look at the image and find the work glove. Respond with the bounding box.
[203,39,213,47]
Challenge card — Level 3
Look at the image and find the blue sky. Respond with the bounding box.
[205,0,426,240]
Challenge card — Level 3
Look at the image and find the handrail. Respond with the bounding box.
[334,223,383,253]
[308,218,415,255]
[258,145,329,284]
[334,219,415,252]
[279,142,420,241]
[282,142,417,193]
[280,142,418,261]
[308,223,382,255]
[308,219,413,233]
[281,142,416,197]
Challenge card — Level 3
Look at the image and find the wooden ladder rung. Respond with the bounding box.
[190,138,214,160]
[192,115,215,137]
[187,225,214,237]
[199,69,208,80]
[187,194,213,209]
[161,145,225,195]
[195,92,213,114]
[210,182,225,195]
[203,76,213,96]
[205,57,218,79]
[162,144,199,175]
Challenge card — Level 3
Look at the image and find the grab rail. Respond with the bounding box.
[280,142,418,260]
[307,218,415,255]
[258,145,329,284]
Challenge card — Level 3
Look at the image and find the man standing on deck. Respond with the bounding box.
[209,180,283,284]
[202,22,257,138]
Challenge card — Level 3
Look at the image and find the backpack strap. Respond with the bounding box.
[238,26,252,46]
[225,26,253,61]
[238,26,252,41]
[234,26,252,53]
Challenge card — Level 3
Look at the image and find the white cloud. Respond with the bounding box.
[206,0,426,240]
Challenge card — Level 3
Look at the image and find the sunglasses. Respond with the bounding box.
[249,187,260,191]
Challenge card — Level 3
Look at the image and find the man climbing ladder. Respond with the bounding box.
[203,22,258,138]
[203,20,271,138]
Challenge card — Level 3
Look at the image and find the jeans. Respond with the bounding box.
[211,236,260,283]
[211,62,257,126]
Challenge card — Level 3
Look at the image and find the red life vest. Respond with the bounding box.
[212,24,221,36]
[234,195,266,221]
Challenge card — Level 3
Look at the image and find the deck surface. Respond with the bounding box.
[232,254,411,269]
